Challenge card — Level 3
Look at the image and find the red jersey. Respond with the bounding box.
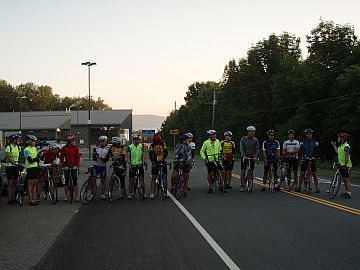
[40,150,59,164]
[60,144,80,166]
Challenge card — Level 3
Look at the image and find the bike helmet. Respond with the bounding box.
[9,134,21,142]
[288,130,295,135]
[224,131,233,137]
[267,129,275,135]
[64,134,76,141]
[207,129,217,135]
[49,143,58,151]
[26,135,37,142]
[247,126,256,131]
[338,132,350,140]
[111,136,121,144]
[99,135,108,142]
[304,128,314,134]
[185,133,193,138]
[152,133,161,142]
[179,134,188,141]
[132,134,141,140]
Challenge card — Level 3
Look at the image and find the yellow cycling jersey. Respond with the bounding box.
[149,142,168,162]
[221,140,235,161]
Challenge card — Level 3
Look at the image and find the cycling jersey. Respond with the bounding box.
[338,143,352,168]
[283,139,300,158]
[300,139,318,158]
[174,144,192,164]
[5,144,20,166]
[149,141,168,162]
[262,140,280,160]
[200,139,222,162]
[93,146,110,167]
[127,143,144,166]
[111,146,126,165]
[24,146,38,169]
[60,144,80,167]
[240,136,260,157]
[221,140,235,161]
[40,150,59,164]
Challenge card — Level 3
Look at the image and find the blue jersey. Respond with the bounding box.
[262,140,280,160]
[300,139,318,158]
[174,144,192,165]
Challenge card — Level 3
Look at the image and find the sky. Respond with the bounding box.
[1,0,359,116]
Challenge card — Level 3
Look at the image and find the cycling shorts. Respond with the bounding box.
[339,166,350,178]
[173,162,191,173]
[26,167,39,180]
[206,161,223,173]
[151,162,167,176]
[222,160,234,171]
[300,159,317,173]
[286,158,299,172]
[129,166,144,178]
[93,165,107,178]
[5,166,19,180]
[241,159,255,171]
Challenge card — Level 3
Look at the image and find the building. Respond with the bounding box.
[0,110,132,148]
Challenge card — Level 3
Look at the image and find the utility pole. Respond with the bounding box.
[211,90,216,129]
[173,101,176,151]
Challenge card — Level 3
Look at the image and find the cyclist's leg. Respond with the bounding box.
[227,161,234,188]
[63,168,70,201]
[128,167,135,198]
[297,161,307,190]
[150,163,159,196]
[71,169,79,201]
[139,166,146,197]
[240,159,247,190]
[219,164,226,187]
[206,162,215,192]
[293,159,299,186]
[273,160,279,187]
[340,167,351,196]
[162,163,168,188]
[311,160,319,188]
[263,161,270,185]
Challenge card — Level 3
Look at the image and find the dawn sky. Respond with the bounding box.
[1,0,359,116]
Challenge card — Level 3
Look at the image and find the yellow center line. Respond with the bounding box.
[232,174,360,216]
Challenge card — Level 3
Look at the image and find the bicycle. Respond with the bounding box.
[173,161,184,200]
[80,167,98,204]
[155,161,171,201]
[265,159,276,193]
[15,165,26,206]
[302,158,315,194]
[108,163,126,202]
[328,163,342,199]
[277,157,288,189]
[64,167,77,204]
[243,157,256,192]
[131,164,147,201]
[39,164,57,204]
[207,154,225,194]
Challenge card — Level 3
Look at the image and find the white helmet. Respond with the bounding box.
[224,131,233,137]
[185,133,193,138]
[207,129,217,135]
[111,136,121,144]
[99,135,108,142]
[247,126,256,131]
[49,143,58,151]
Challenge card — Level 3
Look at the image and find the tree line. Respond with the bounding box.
[161,20,360,164]
[0,81,111,112]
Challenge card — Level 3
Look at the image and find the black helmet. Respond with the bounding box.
[288,130,295,135]
[179,134,188,142]
[9,134,21,142]
[305,128,314,134]
[267,129,275,135]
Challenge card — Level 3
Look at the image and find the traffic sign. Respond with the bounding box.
[170,129,179,135]
[142,129,156,135]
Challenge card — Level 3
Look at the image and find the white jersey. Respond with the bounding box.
[93,146,110,167]
[283,139,300,158]
[189,142,195,150]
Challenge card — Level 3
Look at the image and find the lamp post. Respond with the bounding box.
[19,96,26,135]
[81,61,96,157]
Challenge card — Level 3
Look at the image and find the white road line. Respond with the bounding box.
[168,192,241,270]
[318,178,360,188]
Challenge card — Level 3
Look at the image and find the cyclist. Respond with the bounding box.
[331,133,352,198]
[261,130,281,191]
[149,133,168,199]
[5,134,21,205]
[221,131,236,189]
[110,136,127,199]
[171,134,192,197]
[185,132,195,191]
[127,134,147,199]
[296,129,320,193]
[60,134,81,202]
[239,126,260,192]
[200,130,226,193]
[93,135,111,200]
[283,130,300,190]
[24,135,39,206]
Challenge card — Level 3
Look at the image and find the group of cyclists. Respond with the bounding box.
[2,124,353,206]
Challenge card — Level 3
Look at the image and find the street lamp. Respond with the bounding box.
[81,61,96,157]
[19,96,26,135]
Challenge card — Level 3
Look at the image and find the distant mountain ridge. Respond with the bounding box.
[132,114,166,131]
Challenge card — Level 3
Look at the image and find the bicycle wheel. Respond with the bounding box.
[49,178,57,205]
[41,181,48,200]
[108,175,120,202]
[246,169,253,192]
[269,168,275,193]
[329,172,341,199]
[212,171,218,191]
[18,186,24,206]
[80,179,96,204]
[138,179,145,201]
[174,174,184,200]
[160,175,167,201]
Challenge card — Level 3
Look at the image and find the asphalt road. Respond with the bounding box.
[1,158,359,270]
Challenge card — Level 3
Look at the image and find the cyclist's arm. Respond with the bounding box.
[163,146,168,160]
[141,144,146,164]
[59,148,66,167]
[262,141,266,159]
[5,151,17,165]
[255,138,260,158]
[239,137,245,157]
[276,141,281,159]
[200,142,207,160]
[74,145,81,167]
[282,142,287,156]
[92,148,99,161]
[148,146,155,163]
[313,141,319,158]
[344,146,350,166]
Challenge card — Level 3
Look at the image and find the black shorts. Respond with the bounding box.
[129,166,144,178]
[286,158,299,171]
[64,169,78,186]
[5,166,19,180]
[151,162,167,175]
[339,166,350,178]
[26,167,39,179]
[206,161,224,173]
[173,162,191,173]
[301,159,317,173]
[114,165,126,178]
[241,159,255,170]
[264,160,278,175]
[222,160,234,171]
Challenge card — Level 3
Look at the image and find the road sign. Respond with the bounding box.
[142,129,156,135]
[170,129,179,135]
